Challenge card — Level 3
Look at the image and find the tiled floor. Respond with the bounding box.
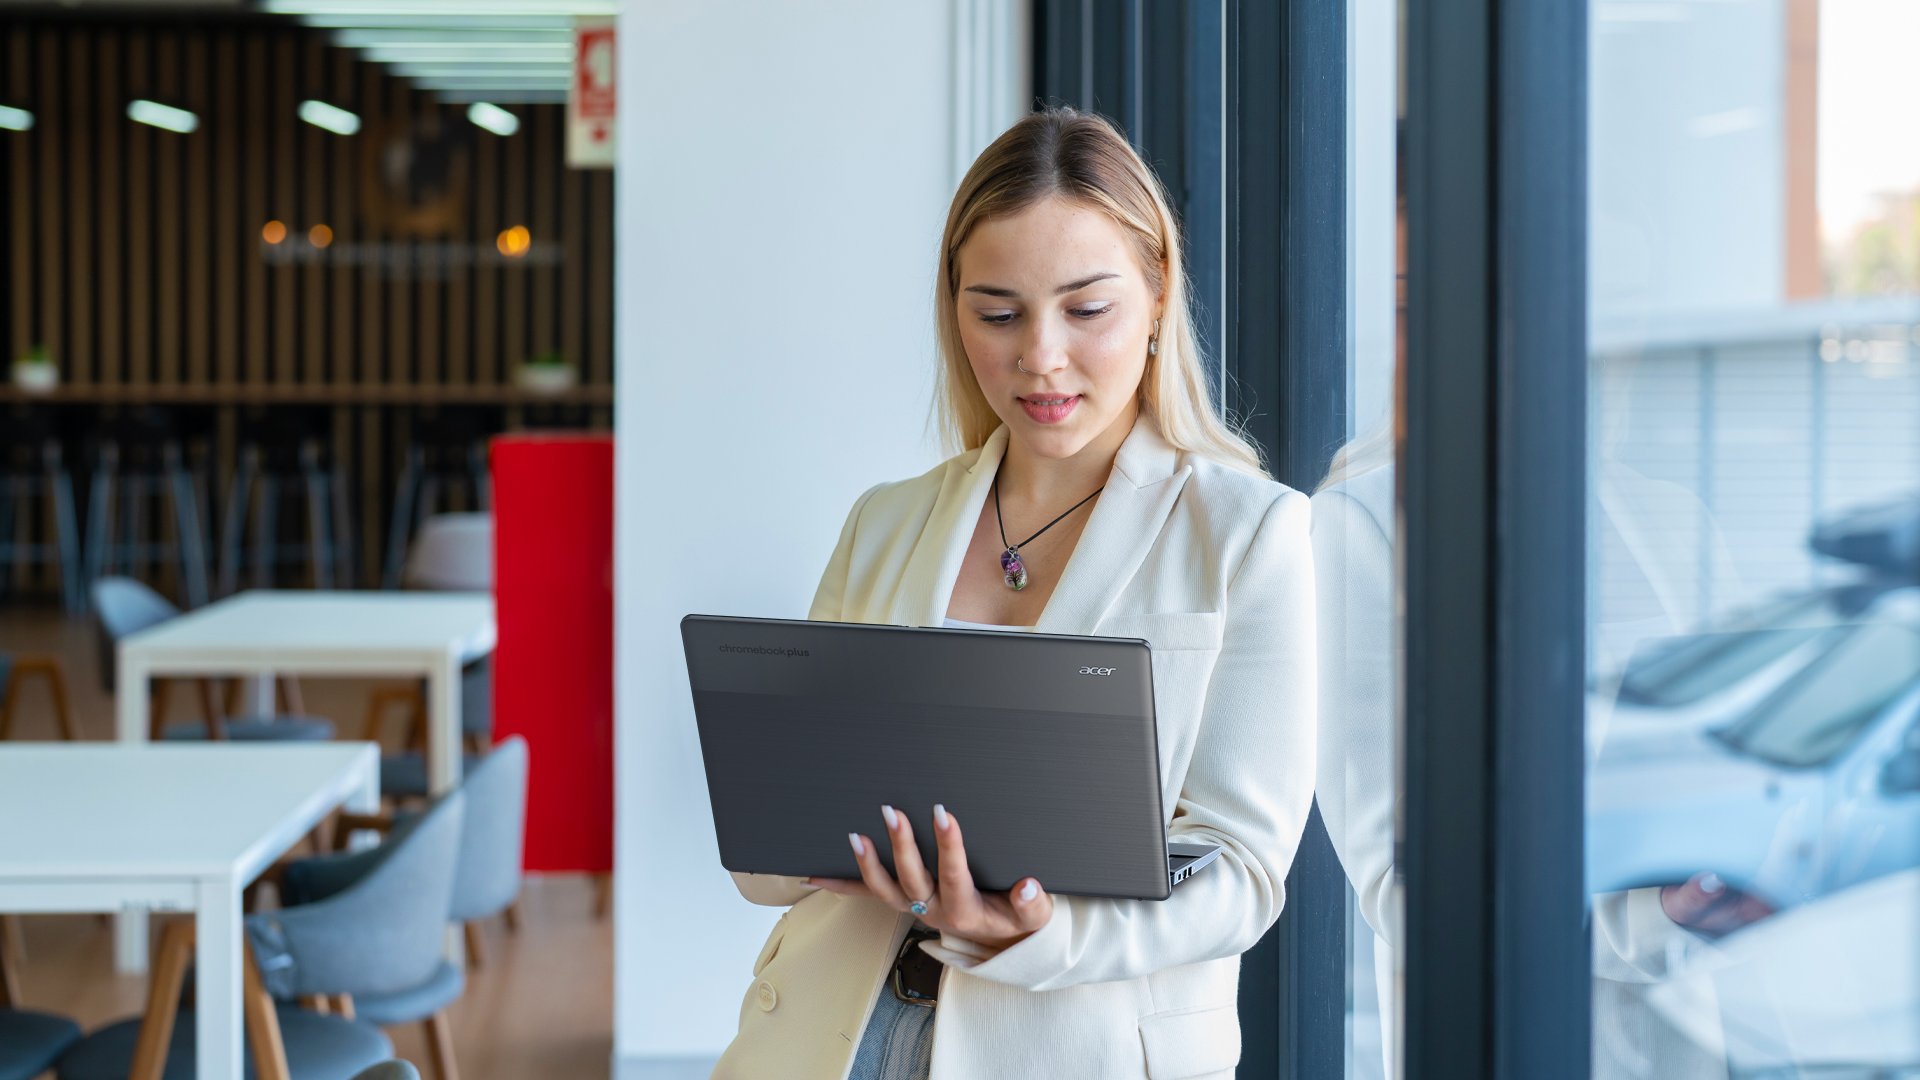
[0,602,614,1080]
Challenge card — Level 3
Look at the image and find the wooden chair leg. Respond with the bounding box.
[0,668,19,741]
[592,872,613,920]
[196,678,222,725]
[463,920,485,971]
[277,675,305,716]
[423,1010,461,1080]
[129,920,196,1080]
[223,678,242,718]
[151,677,172,741]
[242,941,293,1080]
[0,915,21,1008]
[503,902,521,934]
[361,685,424,744]
[334,993,355,1021]
[44,660,77,741]
[300,993,331,1015]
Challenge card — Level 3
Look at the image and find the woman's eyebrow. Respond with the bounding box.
[962,272,1121,298]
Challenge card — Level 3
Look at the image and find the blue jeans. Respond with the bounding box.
[847,985,935,1080]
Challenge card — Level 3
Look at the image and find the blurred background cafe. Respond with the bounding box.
[0,0,614,1077]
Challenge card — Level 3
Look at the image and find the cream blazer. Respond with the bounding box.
[712,416,1317,1080]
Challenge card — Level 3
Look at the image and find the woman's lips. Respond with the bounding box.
[1019,394,1080,424]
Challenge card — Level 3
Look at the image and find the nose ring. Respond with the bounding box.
[1016,357,1032,375]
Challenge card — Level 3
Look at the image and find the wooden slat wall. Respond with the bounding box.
[0,19,615,597]
[0,19,614,398]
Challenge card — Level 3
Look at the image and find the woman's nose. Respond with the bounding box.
[1021,320,1070,374]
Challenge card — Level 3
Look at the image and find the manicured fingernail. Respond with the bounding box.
[849,833,864,856]
[934,804,949,831]
[1699,872,1724,894]
[881,805,898,830]
[1019,879,1038,902]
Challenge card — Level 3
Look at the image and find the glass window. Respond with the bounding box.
[1585,0,1920,1074]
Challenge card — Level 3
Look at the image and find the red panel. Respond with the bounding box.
[491,433,614,872]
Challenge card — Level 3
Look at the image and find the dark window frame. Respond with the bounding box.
[1400,0,1591,1077]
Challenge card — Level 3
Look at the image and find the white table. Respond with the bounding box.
[0,743,378,1080]
[114,590,495,970]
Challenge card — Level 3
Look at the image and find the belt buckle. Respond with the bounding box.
[890,927,941,1008]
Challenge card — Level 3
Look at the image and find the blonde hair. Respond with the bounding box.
[933,106,1267,477]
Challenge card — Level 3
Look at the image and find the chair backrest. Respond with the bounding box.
[247,789,465,1000]
[91,576,181,693]
[450,734,529,922]
[350,1061,422,1080]
[403,512,492,592]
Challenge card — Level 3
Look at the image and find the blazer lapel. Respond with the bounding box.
[883,416,1189,634]
[1034,418,1190,634]
[885,427,1010,627]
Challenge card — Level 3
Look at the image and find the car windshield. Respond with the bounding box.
[1617,592,1845,708]
[1715,622,1920,768]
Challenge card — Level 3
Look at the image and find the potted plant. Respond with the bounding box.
[12,344,57,393]
[514,350,578,395]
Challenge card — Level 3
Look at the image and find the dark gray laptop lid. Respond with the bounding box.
[682,614,1173,900]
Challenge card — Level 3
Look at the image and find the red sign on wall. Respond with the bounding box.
[568,20,616,169]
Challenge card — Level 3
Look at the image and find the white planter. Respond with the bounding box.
[11,361,57,393]
[514,364,578,395]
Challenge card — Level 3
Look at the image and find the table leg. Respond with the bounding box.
[426,651,467,968]
[426,650,463,795]
[195,878,244,1080]
[248,671,276,719]
[115,656,151,974]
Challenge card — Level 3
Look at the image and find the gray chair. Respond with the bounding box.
[57,791,467,1080]
[0,913,83,1080]
[295,738,528,1080]
[349,1063,420,1080]
[92,576,335,742]
[366,514,494,800]
[0,1009,82,1080]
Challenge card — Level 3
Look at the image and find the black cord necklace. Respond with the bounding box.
[993,472,1103,591]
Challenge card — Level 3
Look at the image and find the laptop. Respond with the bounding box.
[680,614,1222,901]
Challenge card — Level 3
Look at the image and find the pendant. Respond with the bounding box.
[1000,548,1028,591]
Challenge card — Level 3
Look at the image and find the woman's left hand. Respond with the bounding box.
[808,803,1054,951]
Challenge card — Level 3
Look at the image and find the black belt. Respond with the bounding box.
[890,924,944,1007]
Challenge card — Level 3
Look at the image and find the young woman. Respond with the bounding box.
[716,106,1317,1080]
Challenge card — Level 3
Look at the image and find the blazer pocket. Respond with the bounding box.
[751,914,788,977]
[1097,611,1225,653]
[1137,1003,1242,1079]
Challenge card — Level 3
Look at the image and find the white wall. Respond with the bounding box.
[612,3,1024,1073]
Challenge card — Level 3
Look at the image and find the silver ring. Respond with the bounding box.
[1016,357,1031,375]
[908,894,932,916]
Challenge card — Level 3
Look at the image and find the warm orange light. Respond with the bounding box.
[496,225,531,258]
[308,224,333,248]
[262,220,287,244]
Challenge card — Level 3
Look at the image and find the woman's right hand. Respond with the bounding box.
[807,803,1056,951]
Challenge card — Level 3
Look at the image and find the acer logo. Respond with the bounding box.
[1078,666,1118,676]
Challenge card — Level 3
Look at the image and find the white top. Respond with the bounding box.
[940,616,1034,632]
[123,590,496,667]
[0,743,377,880]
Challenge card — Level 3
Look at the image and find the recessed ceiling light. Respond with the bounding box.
[298,99,362,136]
[0,105,33,132]
[466,102,521,137]
[127,100,199,134]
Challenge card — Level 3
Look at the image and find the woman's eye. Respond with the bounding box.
[977,312,1016,325]
[1070,305,1112,319]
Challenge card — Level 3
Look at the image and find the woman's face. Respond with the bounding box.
[953,196,1161,463]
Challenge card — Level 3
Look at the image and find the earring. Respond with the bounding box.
[1147,318,1160,357]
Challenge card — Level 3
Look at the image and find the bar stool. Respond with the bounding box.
[220,410,351,593]
[0,413,84,615]
[381,413,491,591]
[82,410,210,610]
